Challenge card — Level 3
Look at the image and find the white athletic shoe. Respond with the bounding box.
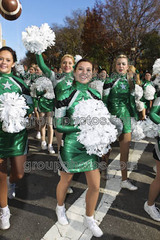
[144,201,160,221]
[36,131,41,139]
[67,187,73,194]
[84,215,103,237]
[0,208,10,230]
[41,141,47,150]
[58,169,61,176]
[121,180,138,191]
[48,145,55,154]
[7,177,16,199]
[153,165,157,173]
[56,204,69,225]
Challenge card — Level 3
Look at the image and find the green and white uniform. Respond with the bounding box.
[0,72,33,158]
[55,81,101,173]
[36,54,74,97]
[32,88,54,113]
[89,77,105,98]
[141,79,155,109]
[103,73,138,133]
[22,72,39,87]
[150,94,160,161]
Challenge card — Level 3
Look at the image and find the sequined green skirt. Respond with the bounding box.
[59,132,99,173]
[0,124,28,158]
[38,97,55,112]
[108,102,131,133]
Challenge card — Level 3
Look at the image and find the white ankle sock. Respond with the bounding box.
[85,215,94,220]
[0,205,9,214]
[57,204,64,209]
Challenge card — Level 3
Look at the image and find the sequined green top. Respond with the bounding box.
[103,73,138,133]
[150,95,160,160]
[55,81,101,173]
[36,54,74,97]
[0,72,33,158]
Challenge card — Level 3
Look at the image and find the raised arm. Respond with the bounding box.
[36,54,52,78]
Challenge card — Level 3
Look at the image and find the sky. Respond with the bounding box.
[0,0,103,61]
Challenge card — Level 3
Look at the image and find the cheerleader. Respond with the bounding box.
[103,54,138,190]
[30,76,55,154]
[144,93,160,221]
[55,59,103,237]
[36,54,74,146]
[140,72,156,119]
[36,53,74,96]
[89,67,107,98]
[36,53,75,193]
[0,46,33,230]
[32,65,43,140]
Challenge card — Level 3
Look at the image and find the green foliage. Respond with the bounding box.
[138,31,160,72]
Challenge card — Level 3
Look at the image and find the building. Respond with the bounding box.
[0,23,6,48]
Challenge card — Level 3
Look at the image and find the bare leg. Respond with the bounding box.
[55,131,63,152]
[0,158,7,208]
[85,169,100,216]
[9,155,26,183]
[34,107,40,131]
[39,112,46,142]
[147,161,160,206]
[119,132,131,181]
[46,112,54,145]
[140,108,146,120]
[56,171,74,206]
[100,150,111,179]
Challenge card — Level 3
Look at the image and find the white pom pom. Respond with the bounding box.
[0,92,29,133]
[143,85,156,100]
[15,63,25,76]
[152,76,160,91]
[141,118,158,138]
[131,117,159,140]
[72,99,118,156]
[22,23,56,54]
[89,80,104,97]
[131,119,145,141]
[152,58,160,76]
[74,55,82,63]
[136,100,145,112]
[30,77,55,99]
[109,115,123,136]
[135,84,143,100]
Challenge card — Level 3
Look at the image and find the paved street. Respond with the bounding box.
[0,128,160,240]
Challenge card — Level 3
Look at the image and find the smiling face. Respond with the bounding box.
[99,70,107,80]
[35,66,42,75]
[61,56,74,73]
[74,61,93,84]
[145,72,151,81]
[29,66,36,74]
[115,57,129,75]
[0,50,15,74]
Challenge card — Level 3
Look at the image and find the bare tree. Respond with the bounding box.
[101,0,160,64]
[51,9,86,59]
